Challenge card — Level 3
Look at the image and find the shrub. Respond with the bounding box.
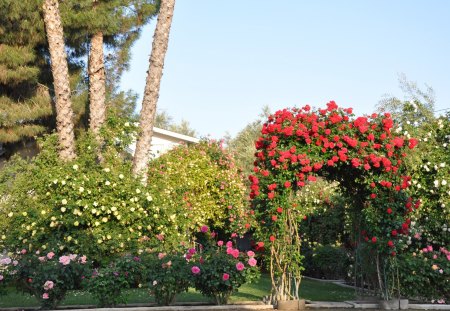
[0,257,11,296]
[303,245,350,280]
[190,228,260,304]
[84,255,145,307]
[398,246,449,302]
[0,134,167,262]
[146,140,253,243]
[4,250,89,309]
[145,251,192,305]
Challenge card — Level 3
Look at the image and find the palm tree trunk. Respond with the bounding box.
[132,0,176,180]
[88,31,106,147]
[42,0,76,161]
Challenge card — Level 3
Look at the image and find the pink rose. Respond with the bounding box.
[47,252,55,260]
[247,251,255,257]
[69,254,77,260]
[0,275,4,281]
[158,253,166,260]
[188,248,196,255]
[43,280,54,290]
[217,240,224,247]
[0,258,11,265]
[191,266,201,274]
[79,255,87,264]
[200,225,209,233]
[42,293,49,299]
[236,262,245,271]
[231,233,237,238]
[59,256,71,265]
[226,241,233,248]
[226,247,234,255]
[427,245,433,252]
[222,273,230,281]
[38,257,46,262]
[248,257,257,267]
[21,249,27,255]
[231,249,239,259]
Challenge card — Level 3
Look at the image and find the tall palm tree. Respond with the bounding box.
[42,0,76,160]
[88,30,106,147]
[132,0,176,180]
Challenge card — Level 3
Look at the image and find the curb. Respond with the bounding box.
[2,301,449,311]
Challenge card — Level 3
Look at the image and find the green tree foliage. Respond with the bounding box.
[154,110,197,136]
[225,106,271,177]
[0,1,52,147]
[0,0,158,158]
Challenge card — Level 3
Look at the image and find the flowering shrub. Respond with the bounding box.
[145,251,192,305]
[146,140,254,243]
[0,256,13,296]
[190,228,260,304]
[0,134,167,262]
[398,246,449,302]
[2,251,89,309]
[250,102,419,301]
[406,113,449,247]
[84,255,145,307]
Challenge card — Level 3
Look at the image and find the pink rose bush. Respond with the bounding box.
[2,251,89,309]
[145,251,193,306]
[398,245,449,302]
[189,228,260,305]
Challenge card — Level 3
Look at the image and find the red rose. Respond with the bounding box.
[387,240,394,248]
[408,138,418,149]
[276,207,283,213]
[284,181,291,188]
[271,215,277,221]
[307,175,316,182]
[391,230,397,236]
[371,237,377,243]
[370,193,376,199]
[387,208,392,214]
[269,235,276,242]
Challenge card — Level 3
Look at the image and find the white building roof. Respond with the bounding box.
[127,127,199,158]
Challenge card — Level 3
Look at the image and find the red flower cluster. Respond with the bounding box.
[250,102,419,254]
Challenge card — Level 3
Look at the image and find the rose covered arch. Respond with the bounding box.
[249,101,419,302]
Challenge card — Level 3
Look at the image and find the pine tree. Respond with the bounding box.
[0,1,52,152]
[132,0,176,180]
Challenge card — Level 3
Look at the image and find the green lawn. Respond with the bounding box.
[0,275,356,308]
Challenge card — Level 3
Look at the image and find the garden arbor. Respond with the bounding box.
[250,102,419,303]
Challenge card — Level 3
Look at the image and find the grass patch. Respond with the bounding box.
[0,275,355,308]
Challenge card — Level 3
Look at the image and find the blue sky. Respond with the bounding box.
[120,0,450,139]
